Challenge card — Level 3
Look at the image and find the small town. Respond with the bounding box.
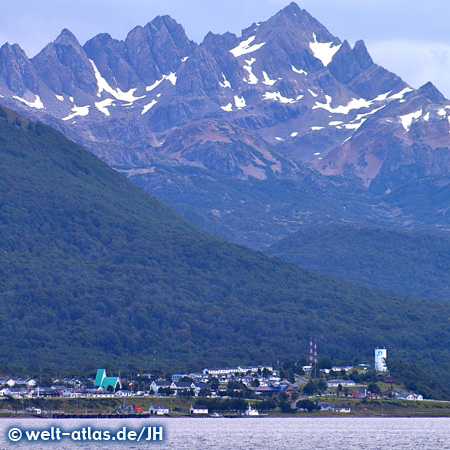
[0,347,442,418]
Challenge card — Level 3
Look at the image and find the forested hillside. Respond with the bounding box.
[1,105,450,386]
[266,225,450,300]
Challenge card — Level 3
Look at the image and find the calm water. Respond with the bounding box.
[1,417,450,449]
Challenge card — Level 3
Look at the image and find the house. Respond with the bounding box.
[171,374,188,382]
[202,368,240,381]
[150,380,172,394]
[51,385,67,393]
[352,388,367,399]
[61,389,78,398]
[247,385,276,396]
[269,381,294,393]
[0,387,11,396]
[327,379,355,387]
[9,387,27,399]
[189,373,209,383]
[61,377,82,387]
[94,369,122,391]
[397,391,415,400]
[331,366,354,373]
[333,405,351,413]
[192,382,211,396]
[150,405,169,415]
[34,387,58,398]
[171,381,194,394]
[318,402,334,411]
[285,385,298,397]
[115,390,133,397]
[381,376,395,383]
[190,405,209,414]
[392,389,423,401]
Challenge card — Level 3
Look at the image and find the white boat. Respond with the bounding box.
[243,403,260,416]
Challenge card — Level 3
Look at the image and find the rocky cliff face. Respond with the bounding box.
[0,2,449,246]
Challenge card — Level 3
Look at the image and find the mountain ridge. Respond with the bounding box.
[0,2,449,248]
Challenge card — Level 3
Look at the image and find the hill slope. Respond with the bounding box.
[1,105,450,385]
[266,225,450,300]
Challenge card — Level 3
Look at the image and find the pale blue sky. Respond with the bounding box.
[1,0,449,97]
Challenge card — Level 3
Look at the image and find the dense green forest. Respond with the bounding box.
[265,225,450,300]
[1,105,450,393]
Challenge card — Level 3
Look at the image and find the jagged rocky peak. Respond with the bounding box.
[226,1,341,79]
[418,81,447,102]
[32,28,98,95]
[352,40,373,70]
[124,15,196,84]
[54,28,80,47]
[251,2,337,45]
[0,43,39,95]
[202,31,239,55]
[83,33,139,91]
[144,15,194,50]
[327,39,376,86]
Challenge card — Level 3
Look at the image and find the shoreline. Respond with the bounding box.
[3,397,450,420]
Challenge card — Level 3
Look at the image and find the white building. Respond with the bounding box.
[375,348,388,372]
[150,405,169,415]
[327,379,355,387]
[190,405,208,415]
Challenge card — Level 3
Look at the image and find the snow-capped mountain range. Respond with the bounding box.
[1,2,449,246]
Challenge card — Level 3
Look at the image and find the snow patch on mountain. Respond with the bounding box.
[313,96,373,114]
[234,95,246,109]
[142,100,158,115]
[262,92,302,104]
[343,120,366,130]
[437,106,450,117]
[165,72,177,85]
[62,105,90,121]
[55,94,64,102]
[90,60,144,103]
[13,94,44,109]
[243,58,258,84]
[95,98,114,116]
[230,36,266,57]
[373,91,391,101]
[262,71,277,86]
[399,109,422,132]
[146,72,177,92]
[219,73,231,89]
[292,65,307,76]
[309,33,341,67]
[221,103,233,112]
[389,87,413,100]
